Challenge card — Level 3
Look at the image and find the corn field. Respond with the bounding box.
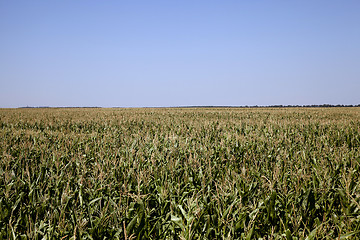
[1,107,359,239]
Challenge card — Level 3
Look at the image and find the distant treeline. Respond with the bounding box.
[19,104,360,109]
[19,106,101,109]
[176,104,360,108]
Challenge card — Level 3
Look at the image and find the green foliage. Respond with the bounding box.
[0,107,360,239]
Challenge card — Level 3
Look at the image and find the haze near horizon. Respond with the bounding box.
[1,1,359,108]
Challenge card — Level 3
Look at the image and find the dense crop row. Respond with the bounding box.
[0,108,359,239]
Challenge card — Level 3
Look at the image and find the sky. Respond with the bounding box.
[1,1,359,108]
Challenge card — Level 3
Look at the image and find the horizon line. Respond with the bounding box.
[5,103,360,109]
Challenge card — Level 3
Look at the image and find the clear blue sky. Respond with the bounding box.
[1,1,359,107]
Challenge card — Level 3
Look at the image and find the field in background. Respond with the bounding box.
[1,107,359,239]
